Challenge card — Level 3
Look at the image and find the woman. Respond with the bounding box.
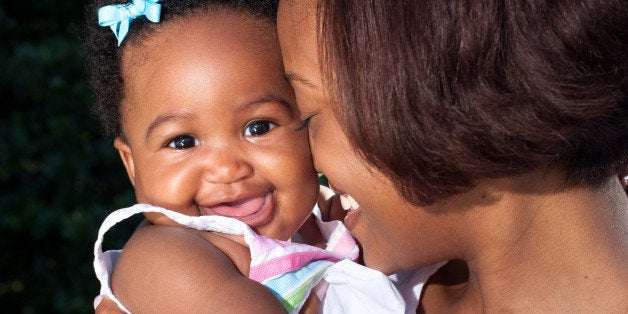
[278,0,626,312]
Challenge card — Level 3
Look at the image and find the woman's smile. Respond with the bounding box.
[339,194,361,230]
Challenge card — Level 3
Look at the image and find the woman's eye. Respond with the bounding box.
[296,113,318,131]
[167,135,199,149]
[295,116,312,131]
[244,120,276,136]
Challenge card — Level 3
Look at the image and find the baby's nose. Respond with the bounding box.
[201,148,253,184]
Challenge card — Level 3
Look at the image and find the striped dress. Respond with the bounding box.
[93,204,406,313]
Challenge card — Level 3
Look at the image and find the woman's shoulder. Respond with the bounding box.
[111,225,282,312]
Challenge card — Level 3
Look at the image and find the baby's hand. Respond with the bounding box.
[295,185,348,248]
[326,193,347,222]
[299,293,321,314]
[297,214,326,248]
[317,185,347,222]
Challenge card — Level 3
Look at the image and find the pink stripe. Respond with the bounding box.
[249,251,341,282]
[328,231,357,257]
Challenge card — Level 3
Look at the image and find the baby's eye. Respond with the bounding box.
[167,135,200,149]
[244,120,277,137]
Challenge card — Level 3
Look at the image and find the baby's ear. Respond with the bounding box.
[113,137,136,187]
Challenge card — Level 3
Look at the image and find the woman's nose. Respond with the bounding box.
[201,148,253,184]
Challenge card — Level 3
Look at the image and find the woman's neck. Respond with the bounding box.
[425,172,628,312]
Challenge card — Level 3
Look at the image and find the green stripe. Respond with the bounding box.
[280,267,329,312]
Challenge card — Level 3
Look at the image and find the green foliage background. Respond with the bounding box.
[1,1,138,312]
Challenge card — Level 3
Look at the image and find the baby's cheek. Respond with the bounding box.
[134,170,197,212]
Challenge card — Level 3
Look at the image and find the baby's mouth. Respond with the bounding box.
[202,194,267,218]
[199,193,275,228]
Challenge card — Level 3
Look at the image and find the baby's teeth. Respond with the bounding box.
[340,194,360,210]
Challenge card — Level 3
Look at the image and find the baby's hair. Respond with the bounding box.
[84,0,279,139]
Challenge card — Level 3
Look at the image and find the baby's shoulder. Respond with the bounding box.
[121,224,251,275]
[111,225,254,311]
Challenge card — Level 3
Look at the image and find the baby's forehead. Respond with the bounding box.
[116,6,295,133]
[120,11,282,71]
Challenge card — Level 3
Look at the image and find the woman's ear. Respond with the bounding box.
[114,137,136,187]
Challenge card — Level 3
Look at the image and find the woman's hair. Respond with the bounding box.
[318,0,627,205]
[84,0,279,139]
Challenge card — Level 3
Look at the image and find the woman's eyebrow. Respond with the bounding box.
[285,72,318,88]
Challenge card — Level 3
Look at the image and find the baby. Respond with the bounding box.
[85,0,404,312]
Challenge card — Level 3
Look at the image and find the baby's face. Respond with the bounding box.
[115,11,319,241]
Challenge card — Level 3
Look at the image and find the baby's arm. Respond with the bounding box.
[111,224,286,313]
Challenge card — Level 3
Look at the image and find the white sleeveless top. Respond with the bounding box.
[93,204,444,313]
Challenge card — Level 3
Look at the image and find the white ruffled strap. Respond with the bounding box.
[93,204,255,313]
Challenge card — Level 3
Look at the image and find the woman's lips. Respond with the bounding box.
[339,194,361,230]
[200,193,275,227]
[340,194,359,210]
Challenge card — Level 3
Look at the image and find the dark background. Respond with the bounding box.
[1,1,139,312]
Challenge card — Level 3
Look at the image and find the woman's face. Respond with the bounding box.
[278,1,450,273]
[115,12,319,241]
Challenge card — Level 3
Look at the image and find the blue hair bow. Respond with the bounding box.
[98,0,162,46]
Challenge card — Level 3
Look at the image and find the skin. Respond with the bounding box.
[278,0,458,276]
[109,10,321,312]
[278,0,628,312]
[116,11,319,242]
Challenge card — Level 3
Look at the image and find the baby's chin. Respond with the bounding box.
[143,211,179,227]
[254,224,295,242]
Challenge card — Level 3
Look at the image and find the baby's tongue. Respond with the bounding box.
[209,195,265,218]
